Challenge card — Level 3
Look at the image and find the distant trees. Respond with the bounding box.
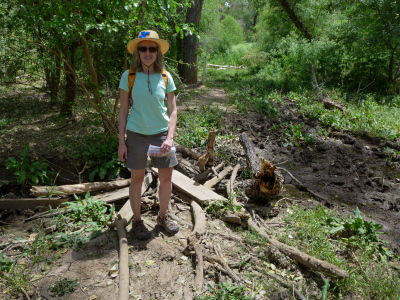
[1,0,198,135]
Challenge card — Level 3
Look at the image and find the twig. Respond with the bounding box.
[308,60,319,91]
[277,167,331,202]
[203,254,243,283]
[356,79,375,94]
[255,266,307,300]
[21,287,31,300]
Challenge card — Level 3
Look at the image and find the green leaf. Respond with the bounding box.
[21,146,29,158]
[99,166,107,179]
[89,169,98,182]
[354,206,362,219]
[17,170,26,185]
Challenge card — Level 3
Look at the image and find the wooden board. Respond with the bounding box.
[0,198,69,210]
[151,168,227,204]
[92,187,129,203]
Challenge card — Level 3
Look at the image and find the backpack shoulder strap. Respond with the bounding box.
[161,69,168,90]
[128,68,136,99]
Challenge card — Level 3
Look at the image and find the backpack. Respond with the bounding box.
[128,68,168,100]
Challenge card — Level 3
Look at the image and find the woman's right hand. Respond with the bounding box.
[118,144,128,162]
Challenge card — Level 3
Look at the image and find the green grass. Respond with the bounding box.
[273,206,400,299]
[204,67,400,144]
[175,105,225,147]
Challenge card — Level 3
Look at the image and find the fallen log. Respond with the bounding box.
[204,165,233,189]
[175,144,200,160]
[175,158,200,178]
[207,64,245,69]
[194,244,204,290]
[29,174,153,224]
[0,198,69,210]
[191,201,206,235]
[248,219,349,278]
[323,97,346,113]
[239,132,283,200]
[31,179,131,197]
[24,187,131,222]
[116,219,129,300]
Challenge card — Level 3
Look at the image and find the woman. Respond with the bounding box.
[118,30,179,240]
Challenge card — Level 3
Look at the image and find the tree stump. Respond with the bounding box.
[239,132,283,200]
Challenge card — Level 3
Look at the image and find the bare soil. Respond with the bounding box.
[0,85,399,299]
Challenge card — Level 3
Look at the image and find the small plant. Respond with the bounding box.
[238,255,251,271]
[255,99,278,117]
[74,133,123,182]
[49,278,79,297]
[327,206,396,259]
[5,145,54,185]
[0,253,13,272]
[65,192,115,227]
[204,196,242,218]
[198,281,251,300]
[281,123,316,147]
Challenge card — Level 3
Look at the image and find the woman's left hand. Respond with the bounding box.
[160,137,173,154]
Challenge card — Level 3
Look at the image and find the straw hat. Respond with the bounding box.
[127,30,170,54]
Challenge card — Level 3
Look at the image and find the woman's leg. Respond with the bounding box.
[156,167,179,233]
[157,167,173,218]
[130,169,145,221]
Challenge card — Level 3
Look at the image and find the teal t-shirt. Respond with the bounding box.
[119,70,176,135]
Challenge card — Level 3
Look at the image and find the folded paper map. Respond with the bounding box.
[147,145,176,157]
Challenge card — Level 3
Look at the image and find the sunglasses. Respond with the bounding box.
[138,46,158,53]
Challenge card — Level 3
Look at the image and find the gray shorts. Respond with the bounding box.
[125,130,178,170]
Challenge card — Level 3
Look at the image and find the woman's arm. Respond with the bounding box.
[160,91,177,153]
[118,89,130,162]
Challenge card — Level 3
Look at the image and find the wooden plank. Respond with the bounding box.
[92,187,129,203]
[0,198,69,210]
[151,168,226,204]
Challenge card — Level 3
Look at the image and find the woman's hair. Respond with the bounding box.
[130,44,165,73]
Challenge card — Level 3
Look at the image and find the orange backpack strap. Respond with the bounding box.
[128,68,136,99]
[161,68,168,90]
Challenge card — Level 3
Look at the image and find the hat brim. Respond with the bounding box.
[127,38,169,55]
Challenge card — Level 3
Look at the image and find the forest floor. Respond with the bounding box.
[0,84,399,299]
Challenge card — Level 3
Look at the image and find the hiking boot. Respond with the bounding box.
[157,214,179,234]
[131,220,152,240]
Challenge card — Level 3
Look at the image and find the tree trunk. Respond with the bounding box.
[59,48,76,116]
[179,0,205,85]
[388,48,395,84]
[277,0,312,42]
[48,54,61,106]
